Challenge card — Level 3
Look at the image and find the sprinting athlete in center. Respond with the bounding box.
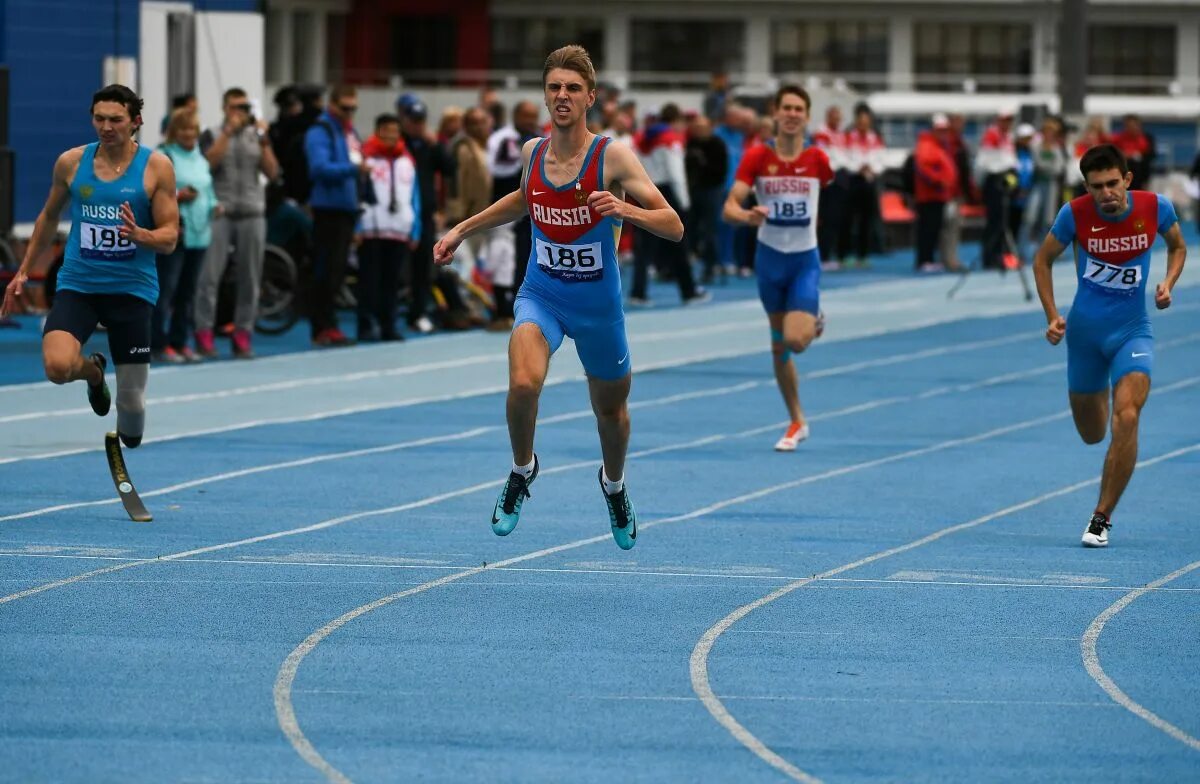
[723,86,834,451]
[433,45,684,550]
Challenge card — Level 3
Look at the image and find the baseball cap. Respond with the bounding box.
[1015,122,1036,138]
[396,92,427,120]
[931,112,950,129]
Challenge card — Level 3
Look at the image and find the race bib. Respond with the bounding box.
[534,238,604,282]
[1083,257,1142,291]
[764,198,812,227]
[80,221,135,261]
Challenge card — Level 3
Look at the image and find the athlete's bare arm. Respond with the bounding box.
[1155,222,1186,310]
[722,180,767,227]
[433,138,536,265]
[0,149,82,316]
[122,151,179,255]
[589,141,683,242]
[1033,233,1068,345]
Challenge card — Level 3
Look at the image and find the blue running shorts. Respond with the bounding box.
[514,293,631,381]
[755,244,821,315]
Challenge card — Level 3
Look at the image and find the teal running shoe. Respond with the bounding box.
[599,468,637,550]
[87,353,111,417]
[491,456,538,536]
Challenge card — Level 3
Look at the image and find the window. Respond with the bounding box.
[491,18,605,74]
[1088,25,1175,94]
[630,20,743,77]
[772,21,888,90]
[392,16,457,78]
[914,22,1032,92]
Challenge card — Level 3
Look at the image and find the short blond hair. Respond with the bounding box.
[164,107,200,144]
[543,45,597,92]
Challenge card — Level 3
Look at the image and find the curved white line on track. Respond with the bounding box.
[690,438,1200,782]
[270,398,1160,783]
[1081,560,1200,752]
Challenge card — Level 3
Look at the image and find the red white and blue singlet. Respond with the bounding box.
[1049,190,1178,392]
[735,143,834,314]
[517,134,630,379]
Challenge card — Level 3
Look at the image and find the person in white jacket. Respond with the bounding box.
[356,113,421,341]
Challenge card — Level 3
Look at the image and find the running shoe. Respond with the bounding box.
[1082,512,1111,548]
[774,422,810,451]
[195,329,218,359]
[491,456,538,536]
[598,468,637,550]
[87,353,111,417]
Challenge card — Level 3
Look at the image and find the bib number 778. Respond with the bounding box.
[1085,258,1140,290]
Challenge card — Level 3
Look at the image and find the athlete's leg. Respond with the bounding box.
[507,321,552,466]
[588,373,632,484]
[105,296,154,447]
[42,291,102,385]
[115,364,148,447]
[768,311,803,424]
[1096,371,1151,517]
[1068,390,1109,445]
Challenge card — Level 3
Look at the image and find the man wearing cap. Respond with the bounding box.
[913,114,959,272]
[977,107,1017,269]
[398,93,454,333]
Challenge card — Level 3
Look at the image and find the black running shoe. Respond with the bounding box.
[1082,512,1111,548]
[491,456,538,536]
[599,468,638,550]
[87,353,111,417]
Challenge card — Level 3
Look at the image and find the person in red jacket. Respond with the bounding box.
[913,114,959,272]
[1111,113,1155,191]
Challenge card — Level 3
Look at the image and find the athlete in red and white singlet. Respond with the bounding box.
[433,46,684,550]
[724,85,834,452]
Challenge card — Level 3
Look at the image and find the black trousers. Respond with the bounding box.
[631,183,697,301]
[356,238,409,338]
[981,175,1008,269]
[309,209,357,336]
[840,174,880,261]
[688,186,722,278]
[915,202,946,267]
[818,171,850,261]
[407,216,435,326]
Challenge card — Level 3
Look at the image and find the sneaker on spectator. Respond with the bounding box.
[179,346,200,363]
[628,296,653,307]
[314,327,353,347]
[738,267,754,278]
[217,322,235,337]
[159,346,184,364]
[412,316,435,334]
[195,329,218,359]
[918,262,945,274]
[683,290,713,306]
[232,329,255,359]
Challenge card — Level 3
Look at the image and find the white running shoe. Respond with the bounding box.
[774,422,810,451]
[1081,512,1110,547]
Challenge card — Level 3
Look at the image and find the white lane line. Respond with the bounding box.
[0,310,1059,465]
[689,438,1200,783]
[2,320,1095,517]
[573,694,1122,709]
[1081,560,1200,752]
[269,395,1163,784]
[0,380,759,524]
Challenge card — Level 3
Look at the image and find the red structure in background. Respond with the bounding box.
[342,0,491,85]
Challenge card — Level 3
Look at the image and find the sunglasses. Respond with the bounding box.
[231,103,252,112]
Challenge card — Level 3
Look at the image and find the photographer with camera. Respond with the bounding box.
[194,87,279,359]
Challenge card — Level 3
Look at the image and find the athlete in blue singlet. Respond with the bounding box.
[1033,144,1186,547]
[433,45,684,550]
[1,85,179,448]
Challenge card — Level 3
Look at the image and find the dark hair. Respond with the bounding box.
[91,84,143,122]
[222,87,248,105]
[1079,143,1129,179]
[375,113,401,129]
[774,84,811,112]
[659,103,682,124]
[171,93,195,110]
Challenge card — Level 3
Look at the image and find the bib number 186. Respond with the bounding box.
[535,238,603,281]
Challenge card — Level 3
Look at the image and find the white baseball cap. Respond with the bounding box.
[1015,123,1036,138]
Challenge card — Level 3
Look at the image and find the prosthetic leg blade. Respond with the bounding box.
[105,432,152,522]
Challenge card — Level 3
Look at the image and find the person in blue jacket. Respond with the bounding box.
[305,84,367,346]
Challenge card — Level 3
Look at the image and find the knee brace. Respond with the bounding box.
[771,328,791,363]
[115,364,148,448]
